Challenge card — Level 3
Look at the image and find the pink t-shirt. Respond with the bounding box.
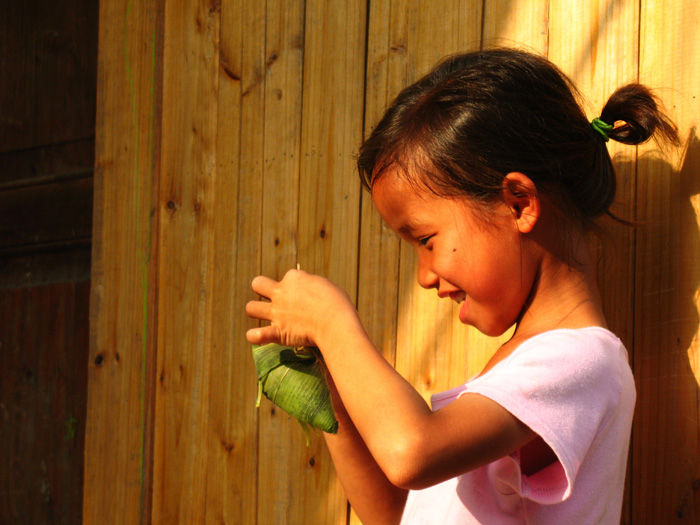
[400,327,636,524]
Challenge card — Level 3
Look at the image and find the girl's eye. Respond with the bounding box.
[418,235,433,246]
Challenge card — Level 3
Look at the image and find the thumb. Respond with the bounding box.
[246,325,279,345]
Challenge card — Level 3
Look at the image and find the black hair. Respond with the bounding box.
[357,48,679,232]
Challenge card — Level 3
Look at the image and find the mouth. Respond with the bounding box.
[449,291,466,304]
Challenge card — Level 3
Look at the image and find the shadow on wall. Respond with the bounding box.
[627,129,700,521]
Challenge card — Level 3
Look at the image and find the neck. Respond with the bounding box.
[513,228,607,342]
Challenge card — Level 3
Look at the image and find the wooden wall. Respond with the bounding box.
[85,0,700,523]
[0,1,98,523]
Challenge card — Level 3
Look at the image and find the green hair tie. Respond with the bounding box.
[591,117,614,142]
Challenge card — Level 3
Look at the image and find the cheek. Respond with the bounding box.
[471,245,525,297]
[485,251,535,314]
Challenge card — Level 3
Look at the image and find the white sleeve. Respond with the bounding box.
[461,329,626,503]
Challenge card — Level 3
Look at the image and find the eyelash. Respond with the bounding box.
[418,235,433,246]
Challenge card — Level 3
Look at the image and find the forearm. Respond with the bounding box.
[317,315,436,488]
[324,380,407,524]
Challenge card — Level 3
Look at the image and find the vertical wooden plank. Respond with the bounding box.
[203,0,264,523]
[358,0,400,373]
[151,0,220,522]
[84,1,161,522]
[296,1,367,523]
[636,1,700,521]
[352,5,399,522]
[255,1,307,523]
[482,0,548,52]
[298,0,365,290]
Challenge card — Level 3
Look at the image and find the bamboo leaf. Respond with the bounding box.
[252,344,339,436]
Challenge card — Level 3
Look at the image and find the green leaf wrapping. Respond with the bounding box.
[252,344,338,435]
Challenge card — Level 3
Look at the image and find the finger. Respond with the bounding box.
[246,325,280,345]
[251,275,278,299]
[245,300,273,321]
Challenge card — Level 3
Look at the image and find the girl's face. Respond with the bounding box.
[371,169,537,337]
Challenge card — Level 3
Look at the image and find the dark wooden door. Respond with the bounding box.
[0,2,98,522]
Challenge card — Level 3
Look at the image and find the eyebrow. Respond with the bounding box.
[397,224,411,235]
[397,218,427,236]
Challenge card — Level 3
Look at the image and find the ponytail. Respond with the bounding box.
[599,83,679,147]
[584,83,680,226]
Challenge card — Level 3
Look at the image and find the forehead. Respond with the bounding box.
[371,148,435,192]
[371,166,502,240]
[372,168,453,231]
[371,167,426,214]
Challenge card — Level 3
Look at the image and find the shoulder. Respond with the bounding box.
[506,327,628,382]
[466,327,632,414]
[515,326,625,355]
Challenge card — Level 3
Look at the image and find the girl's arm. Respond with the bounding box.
[324,376,407,524]
[246,270,536,490]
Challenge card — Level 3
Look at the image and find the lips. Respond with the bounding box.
[449,291,466,304]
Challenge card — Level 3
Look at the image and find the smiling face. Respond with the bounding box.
[371,168,540,337]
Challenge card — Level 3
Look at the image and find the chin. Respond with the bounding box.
[459,301,515,337]
[460,313,512,338]
[479,325,511,338]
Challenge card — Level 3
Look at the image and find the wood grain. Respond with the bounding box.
[255,1,308,523]
[358,0,401,368]
[295,2,367,522]
[635,1,700,521]
[151,1,220,522]
[482,0,548,52]
[200,0,264,522]
[83,0,161,522]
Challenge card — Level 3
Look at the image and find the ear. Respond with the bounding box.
[500,172,540,233]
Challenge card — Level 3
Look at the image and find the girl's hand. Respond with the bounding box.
[245,269,358,348]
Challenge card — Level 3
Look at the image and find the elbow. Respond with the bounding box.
[379,433,434,491]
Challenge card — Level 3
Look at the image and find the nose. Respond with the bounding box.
[417,259,439,290]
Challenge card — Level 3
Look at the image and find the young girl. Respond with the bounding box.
[246,48,679,524]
